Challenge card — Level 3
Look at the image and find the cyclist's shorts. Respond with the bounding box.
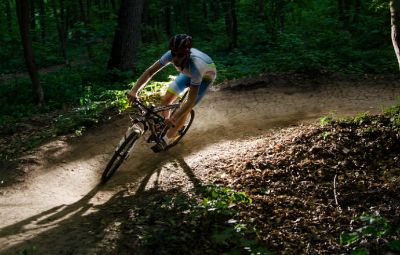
[167,73,215,105]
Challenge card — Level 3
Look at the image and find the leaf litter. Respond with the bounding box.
[199,113,400,254]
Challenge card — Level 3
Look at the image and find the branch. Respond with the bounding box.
[333,174,341,210]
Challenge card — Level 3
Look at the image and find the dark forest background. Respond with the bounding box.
[0,0,398,145]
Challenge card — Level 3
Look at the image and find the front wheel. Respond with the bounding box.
[165,109,195,150]
[101,130,140,184]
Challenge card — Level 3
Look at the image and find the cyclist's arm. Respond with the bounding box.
[129,61,164,96]
[171,85,199,122]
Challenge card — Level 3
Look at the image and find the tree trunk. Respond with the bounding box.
[353,0,361,24]
[110,0,116,12]
[30,0,36,40]
[164,5,172,37]
[338,0,344,22]
[390,0,400,71]
[210,0,220,22]
[16,0,44,106]
[87,0,92,19]
[224,0,237,49]
[39,0,46,41]
[79,0,94,59]
[257,0,265,19]
[338,0,352,28]
[142,0,149,25]
[278,1,285,31]
[183,0,191,34]
[203,0,208,20]
[107,0,144,72]
[6,0,12,34]
[51,0,69,64]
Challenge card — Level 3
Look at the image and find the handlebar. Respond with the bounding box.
[125,91,178,128]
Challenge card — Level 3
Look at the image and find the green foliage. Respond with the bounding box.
[340,232,360,245]
[320,116,333,126]
[321,131,332,140]
[388,240,400,251]
[340,212,400,253]
[353,112,369,125]
[351,247,369,255]
[130,184,271,254]
[54,89,129,135]
[319,111,336,126]
[1,0,400,157]
[383,97,400,129]
[19,246,38,255]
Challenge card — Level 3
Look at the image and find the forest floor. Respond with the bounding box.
[0,73,400,254]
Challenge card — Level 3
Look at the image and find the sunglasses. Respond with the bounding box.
[171,51,187,58]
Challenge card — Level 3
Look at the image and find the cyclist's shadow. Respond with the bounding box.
[0,149,202,251]
[134,151,202,195]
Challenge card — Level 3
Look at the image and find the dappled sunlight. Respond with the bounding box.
[1,84,400,253]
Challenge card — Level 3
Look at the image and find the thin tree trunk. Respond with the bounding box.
[16,0,44,106]
[142,0,149,25]
[51,0,68,64]
[258,0,265,19]
[338,0,344,22]
[344,0,352,25]
[39,0,46,41]
[79,0,94,59]
[203,0,208,20]
[224,0,237,49]
[107,0,144,72]
[87,0,91,19]
[164,5,172,37]
[183,0,191,34]
[6,0,12,33]
[353,0,361,24]
[110,0,116,12]
[278,1,285,31]
[390,0,400,71]
[30,0,36,40]
[210,0,220,22]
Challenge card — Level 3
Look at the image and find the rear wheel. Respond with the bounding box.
[165,109,195,150]
[101,130,140,184]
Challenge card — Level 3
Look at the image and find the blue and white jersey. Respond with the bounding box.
[159,48,217,86]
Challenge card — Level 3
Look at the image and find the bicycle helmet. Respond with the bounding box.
[168,34,192,52]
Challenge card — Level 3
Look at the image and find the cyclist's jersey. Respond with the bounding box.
[159,48,217,86]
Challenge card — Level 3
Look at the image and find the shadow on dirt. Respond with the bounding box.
[0,112,310,254]
[0,155,202,255]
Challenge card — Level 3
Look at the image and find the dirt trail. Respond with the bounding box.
[0,79,399,254]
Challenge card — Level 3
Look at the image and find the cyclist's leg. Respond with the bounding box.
[166,111,190,138]
[166,77,214,139]
[162,74,190,118]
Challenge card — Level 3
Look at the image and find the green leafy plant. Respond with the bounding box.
[383,98,400,128]
[200,184,253,213]
[320,116,333,126]
[340,212,400,253]
[321,131,332,140]
[129,184,270,254]
[353,112,369,125]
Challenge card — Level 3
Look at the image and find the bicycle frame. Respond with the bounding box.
[100,92,192,183]
[129,99,180,145]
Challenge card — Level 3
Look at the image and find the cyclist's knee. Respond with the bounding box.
[162,91,177,105]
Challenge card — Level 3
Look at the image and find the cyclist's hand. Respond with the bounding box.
[126,90,138,106]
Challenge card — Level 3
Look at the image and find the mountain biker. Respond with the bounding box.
[127,34,217,149]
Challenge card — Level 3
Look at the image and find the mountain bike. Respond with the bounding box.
[100,92,194,184]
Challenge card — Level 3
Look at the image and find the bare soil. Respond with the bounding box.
[0,74,400,254]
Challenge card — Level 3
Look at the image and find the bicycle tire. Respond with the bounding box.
[165,109,195,150]
[101,131,140,184]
